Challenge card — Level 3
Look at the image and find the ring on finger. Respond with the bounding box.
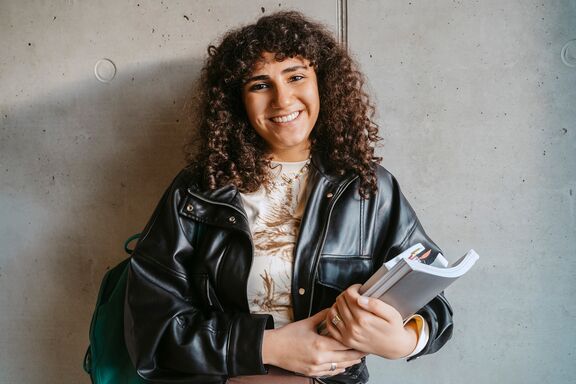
[329,362,337,371]
[331,312,343,326]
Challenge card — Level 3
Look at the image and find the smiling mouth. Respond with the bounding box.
[270,111,300,123]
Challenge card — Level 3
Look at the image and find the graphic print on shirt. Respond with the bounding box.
[243,161,309,327]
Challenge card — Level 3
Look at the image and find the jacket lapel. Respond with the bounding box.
[183,184,251,235]
[291,155,358,320]
[182,155,357,319]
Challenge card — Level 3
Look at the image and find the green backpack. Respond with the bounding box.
[83,234,148,383]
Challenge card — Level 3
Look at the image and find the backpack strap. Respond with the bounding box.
[124,233,141,255]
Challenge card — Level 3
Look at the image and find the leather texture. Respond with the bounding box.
[124,154,454,383]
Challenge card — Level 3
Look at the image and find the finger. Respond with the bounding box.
[340,284,367,319]
[311,357,363,377]
[318,333,354,350]
[313,368,346,378]
[328,349,368,362]
[339,285,361,305]
[336,292,357,325]
[326,317,361,351]
[346,283,363,295]
[343,284,362,303]
[315,335,367,357]
[329,306,345,332]
[325,358,363,371]
[323,361,341,373]
[325,310,343,342]
[336,358,363,372]
[320,362,346,375]
[356,295,398,321]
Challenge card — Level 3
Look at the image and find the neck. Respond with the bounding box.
[268,147,311,162]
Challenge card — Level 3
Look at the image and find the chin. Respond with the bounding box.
[279,139,308,149]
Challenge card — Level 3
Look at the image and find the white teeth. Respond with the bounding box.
[271,111,300,123]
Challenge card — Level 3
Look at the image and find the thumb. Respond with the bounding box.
[357,295,371,309]
[357,295,396,320]
[357,295,384,315]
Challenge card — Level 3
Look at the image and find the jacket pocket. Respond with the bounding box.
[317,256,373,291]
[186,273,223,312]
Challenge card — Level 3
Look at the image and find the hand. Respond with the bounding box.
[325,284,418,359]
[262,308,367,377]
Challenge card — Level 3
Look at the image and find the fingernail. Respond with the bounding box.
[358,296,369,306]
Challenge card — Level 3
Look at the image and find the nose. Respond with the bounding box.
[272,82,293,109]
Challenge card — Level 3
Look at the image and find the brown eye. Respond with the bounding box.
[249,83,269,91]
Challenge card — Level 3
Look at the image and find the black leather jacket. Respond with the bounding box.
[124,155,453,384]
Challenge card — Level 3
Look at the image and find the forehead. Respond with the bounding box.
[249,52,311,74]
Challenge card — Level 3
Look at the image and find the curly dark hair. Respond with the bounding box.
[184,10,382,198]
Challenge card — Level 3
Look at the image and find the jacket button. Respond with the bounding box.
[228,216,236,224]
[186,204,194,212]
[298,288,305,295]
[326,192,333,198]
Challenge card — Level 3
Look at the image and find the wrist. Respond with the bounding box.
[262,329,278,366]
[401,320,419,357]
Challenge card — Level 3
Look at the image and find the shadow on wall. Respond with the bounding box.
[1,57,203,381]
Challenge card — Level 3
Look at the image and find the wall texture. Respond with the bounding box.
[0,1,575,383]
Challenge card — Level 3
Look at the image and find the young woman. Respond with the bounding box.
[124,11,453,384]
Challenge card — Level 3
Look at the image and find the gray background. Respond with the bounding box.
[1,0,575,383]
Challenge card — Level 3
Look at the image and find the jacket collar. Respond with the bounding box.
[182,152,360,320]
[186,152,352,208]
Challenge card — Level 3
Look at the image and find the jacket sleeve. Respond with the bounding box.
[123,170,273,382]
[374,169,454,360]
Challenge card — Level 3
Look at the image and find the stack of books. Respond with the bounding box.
[317,244,479,335]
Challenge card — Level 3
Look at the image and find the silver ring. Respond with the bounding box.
[330,362,337,371]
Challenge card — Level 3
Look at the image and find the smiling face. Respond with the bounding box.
[242,52,320,162]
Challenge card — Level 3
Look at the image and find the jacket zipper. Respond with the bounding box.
[186,189,255,311]
[306,175,359,317]
[189,184,364,383]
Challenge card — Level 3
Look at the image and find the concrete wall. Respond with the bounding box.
[0,1,574,383]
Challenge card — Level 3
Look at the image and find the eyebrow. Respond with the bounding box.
[244,65,309,84]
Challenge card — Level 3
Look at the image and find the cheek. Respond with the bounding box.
[307,94,320,124]
[243,95,266,121]
[305,84,320,116]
